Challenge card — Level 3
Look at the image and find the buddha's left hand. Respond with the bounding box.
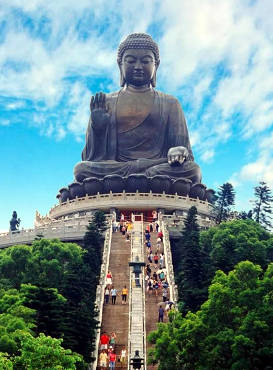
[168,146,189,165]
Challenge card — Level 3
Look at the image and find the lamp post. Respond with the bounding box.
[129,256,146,287]
[130,350,144,369]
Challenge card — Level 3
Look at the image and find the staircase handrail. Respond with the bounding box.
[128,218,146,369]
[160,220,178,304]
[91,220,113,370]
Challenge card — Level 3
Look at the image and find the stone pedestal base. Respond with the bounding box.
[57,174,215,204]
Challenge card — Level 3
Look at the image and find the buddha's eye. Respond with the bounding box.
[125,58,136,64]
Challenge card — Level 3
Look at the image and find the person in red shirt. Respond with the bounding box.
[100,332,109,350]
[158,230,163,241]
[109,351,117,369]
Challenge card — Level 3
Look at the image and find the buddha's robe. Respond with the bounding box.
[74,90,201,183]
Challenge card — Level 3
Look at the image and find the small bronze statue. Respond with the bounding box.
[10,211,21,232]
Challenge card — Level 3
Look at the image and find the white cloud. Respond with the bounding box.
[0,119,10,126]
[56,126,66,141]
[0,0,272,155]
[6,101,25,110]
[201,149,215,163]
[67,83,91,137]
[231,131,273,188]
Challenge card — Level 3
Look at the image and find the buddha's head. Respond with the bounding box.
[117,33,160,87]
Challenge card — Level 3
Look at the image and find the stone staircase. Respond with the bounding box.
[144,226,163,370]
[97,230,130,369]
[96,220,171,369]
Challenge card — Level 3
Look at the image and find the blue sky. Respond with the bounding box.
[1,0,273,231]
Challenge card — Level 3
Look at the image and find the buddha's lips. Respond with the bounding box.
[133,72,144,76]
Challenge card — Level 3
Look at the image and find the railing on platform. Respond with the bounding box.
[0,214,112,248]
[49,191,213,220]
[162,214,213,230]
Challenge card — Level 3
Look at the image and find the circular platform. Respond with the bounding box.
[49,191,213,221]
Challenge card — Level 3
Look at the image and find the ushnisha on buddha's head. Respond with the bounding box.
[117,33,160,88]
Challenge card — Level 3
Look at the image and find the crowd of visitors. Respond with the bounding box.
[99,211,174,368]
[99,331,126,369]
[112,213,134,242]
[144,223,175,322]
[99,213,134,368]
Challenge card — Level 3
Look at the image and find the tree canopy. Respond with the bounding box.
[174,207,207,313]
[148,261,273,370]
[214,182,235,224]
[252,181,273,230]
[0,211,107,367]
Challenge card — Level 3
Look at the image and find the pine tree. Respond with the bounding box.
[176,206,207,314]
[236,210,253,220]
[214,182,235,224]
[92,210,107,234]
[252,181,273,230]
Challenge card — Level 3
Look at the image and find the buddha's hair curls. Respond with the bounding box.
[117,33,160,64]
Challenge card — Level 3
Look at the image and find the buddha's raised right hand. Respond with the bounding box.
[90,92,111,131]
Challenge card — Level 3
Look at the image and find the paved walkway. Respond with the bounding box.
[145,226,164,370]
[97,230,130,369]
[97,222,167,369]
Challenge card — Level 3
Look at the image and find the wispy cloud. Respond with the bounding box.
[230,131,273,187]
[0,0,272,193]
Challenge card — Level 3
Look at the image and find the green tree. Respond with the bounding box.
[149,261,273,370]
[14,332,83,369]
[0,353,13,370]
[200,219,273,275]
[63,211,107,361]
[21,284,67,339]
[236,210,253,220]
[0,245,32,289]
[92,210,107,234]
[214,182,235,224]
[0,237,104,364]
[0,287,35,356]
[252,181,273,230]
[175,206,208,313]
[0,240,84,292]
[25,239,84,290]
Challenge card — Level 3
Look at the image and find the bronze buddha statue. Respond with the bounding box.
[74,33,201,184]
[58,34,212,202]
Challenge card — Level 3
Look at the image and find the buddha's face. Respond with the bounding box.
[120,48,157,87]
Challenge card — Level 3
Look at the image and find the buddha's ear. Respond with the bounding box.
[151,60,160,88]
[118,63,126,87]
[151,72,156,88]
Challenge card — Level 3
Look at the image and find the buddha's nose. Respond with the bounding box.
[134,60,142,70]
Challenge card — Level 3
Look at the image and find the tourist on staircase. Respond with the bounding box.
[106,270,113,287]
[104,286,110,304]
[121,285,128,304]
[99,350,108,369]
[100,332,110,350]
[158,305,165,322]
[110,286,118,305]
[109,331,117,351]
[120,347,126,366]
[158,229,163,241]
[108,350,117,369]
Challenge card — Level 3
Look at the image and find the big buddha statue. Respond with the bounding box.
[58,33,213,202]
